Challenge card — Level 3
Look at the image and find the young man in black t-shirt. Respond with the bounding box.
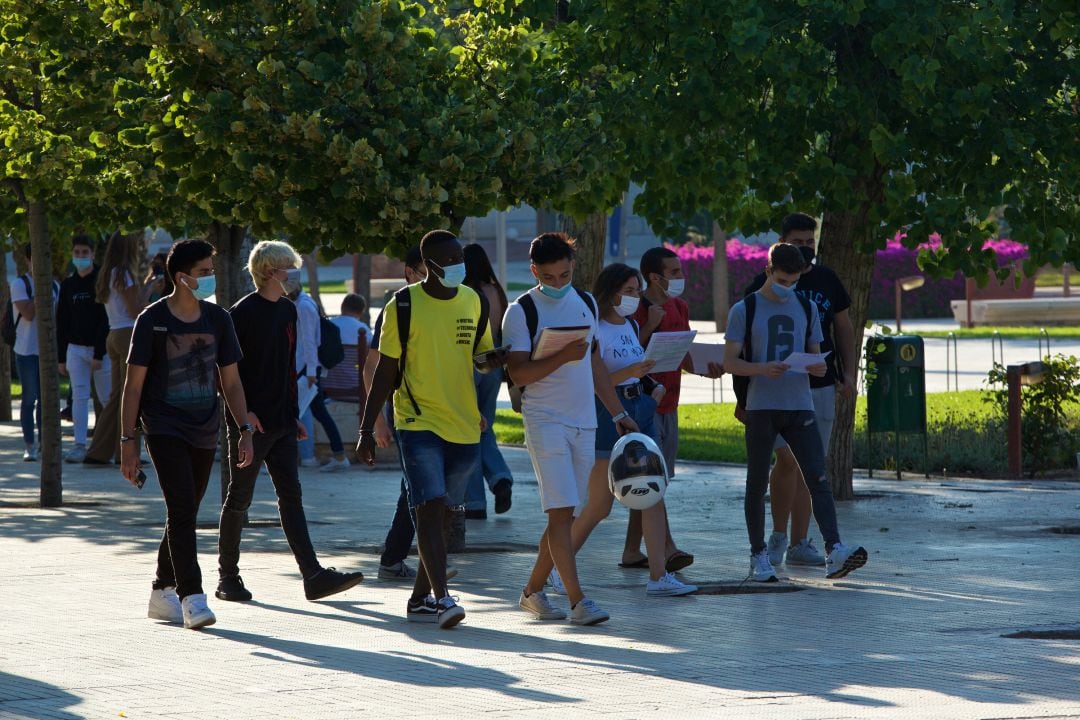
[216,240,364,605]
[743,213,857,568]
[121,239,254,630]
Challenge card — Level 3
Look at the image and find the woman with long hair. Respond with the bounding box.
[462,243,514,518]
[84,231,157,465]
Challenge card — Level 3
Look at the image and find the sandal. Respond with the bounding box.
[665,550,694,573]
[617,557,649,569]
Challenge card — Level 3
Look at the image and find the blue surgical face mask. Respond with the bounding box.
[771,282,795,299]
[539,282,573,300]
[72,257,92,271]
[185,274,216,300]
[429,260,466,289]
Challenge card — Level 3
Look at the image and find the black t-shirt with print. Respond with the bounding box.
[128,299,243,448]
[745,264,852,388]
[229,292,299,433]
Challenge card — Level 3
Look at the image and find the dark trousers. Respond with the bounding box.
[219,426,321,579]
[380,480,416,567]
[145,434,216,599]
[744,409,841,555]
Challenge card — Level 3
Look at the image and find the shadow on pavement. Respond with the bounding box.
[0,671,85,719]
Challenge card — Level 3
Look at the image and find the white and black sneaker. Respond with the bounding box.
[825,543,867,579]
[406,594,439,623]
[436,596,466,629]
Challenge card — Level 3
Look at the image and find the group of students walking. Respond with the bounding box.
[9,212,865,632]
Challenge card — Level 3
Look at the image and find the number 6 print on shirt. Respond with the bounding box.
[767,316,795,362]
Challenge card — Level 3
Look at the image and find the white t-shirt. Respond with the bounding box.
[103,268,136,329]
[9,274,57,357]
[502,287,599,429]
[597,318,644,387]
[330,315,370,347]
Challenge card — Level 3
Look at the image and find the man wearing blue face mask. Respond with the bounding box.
[357,230,497,629]
[723,242,867,584]
[56,235,111,463]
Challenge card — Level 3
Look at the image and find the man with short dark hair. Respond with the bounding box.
[358,231,494,629]
[743,213,857,568]
[724,242,866,583]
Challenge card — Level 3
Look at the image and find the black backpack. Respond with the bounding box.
[317,315,345,370]
[506,288,598,412]
[392,285,489,416]
[732,292,814,410]
[1,275,33,347]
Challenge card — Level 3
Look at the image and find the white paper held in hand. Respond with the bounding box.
[689,342,725,375]
[531,325,592,361]
[297,377,319,417]
[782,351,831,373]
[642,330,697,373]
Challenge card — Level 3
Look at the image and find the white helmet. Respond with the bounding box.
[608,433,668,510]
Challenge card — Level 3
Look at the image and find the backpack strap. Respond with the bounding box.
[391,286,421,416]
[574,287,598,320]
[741,292,757,361]
[518,293,539,351]
[796,294,814,346]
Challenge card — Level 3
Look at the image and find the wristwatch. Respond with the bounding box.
[611,411,629,424]
[238,423,256,434]
[120,435,137,443]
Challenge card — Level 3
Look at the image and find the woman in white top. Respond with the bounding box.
[85,231,159,464]
[568,263,697,597]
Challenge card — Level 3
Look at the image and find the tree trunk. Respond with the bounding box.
[304,251,324,315]
[562,212,607,294]
[208,222,248,309]
[819,210,876,500]
[0,247,11,422]
[353,254,372,324]
[28,200,63,507]
[711,221,729,332]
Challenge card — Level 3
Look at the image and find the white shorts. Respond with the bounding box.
[523,416,595,512]
[773,384,837,454]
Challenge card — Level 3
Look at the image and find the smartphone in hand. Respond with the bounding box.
[136,469,147,490]
[473,344,510,373]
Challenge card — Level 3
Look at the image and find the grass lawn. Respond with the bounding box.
[912,326,1080,340]
[1035,268,1074,287]
[494,390,1080,476]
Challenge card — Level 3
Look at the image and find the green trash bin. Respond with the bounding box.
[865,335,928,479]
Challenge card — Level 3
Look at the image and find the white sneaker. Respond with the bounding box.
[181,593,217,629]
[64,445,87,464]
[319,457,351,473]
[766,531,788,566]
[147,587,183,623]
[22,445,37,462]
[547,568,566,596]
[299,457,320,468]
[646,572,698,597]
[786,538,827,566]
[825,542,868,579]
[750,550,778,583]
[569,597,609,626]
[436,596,465,629]
[519,589,566,620]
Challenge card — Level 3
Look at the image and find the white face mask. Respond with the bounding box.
[664,277,685,298]
[616,294,640,317]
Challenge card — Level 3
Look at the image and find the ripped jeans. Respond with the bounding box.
[744,409,840,555]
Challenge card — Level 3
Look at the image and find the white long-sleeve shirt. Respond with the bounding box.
[294,291,322,378]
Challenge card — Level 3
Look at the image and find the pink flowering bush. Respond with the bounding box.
[671,235,1030,321]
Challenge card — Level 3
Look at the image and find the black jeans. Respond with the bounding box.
[744,410,841,555]
[380,480,416,567]
[145,435,216,599]
[219,426,321,579]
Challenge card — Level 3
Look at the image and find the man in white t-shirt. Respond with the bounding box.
[10,244,58,461]
[503,233,638,626]
[331,293,372,347]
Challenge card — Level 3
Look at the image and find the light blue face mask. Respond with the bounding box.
[186,274,216,300]
[72,257,92,271]
[771,282,795,299]
[429,260,466,289]
[539,282,573,300]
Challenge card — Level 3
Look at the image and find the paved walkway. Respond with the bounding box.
[1,417,1079,719]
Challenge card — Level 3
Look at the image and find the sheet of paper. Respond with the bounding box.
[688,342,725,375]
[642,330,697,373]
[532,326,592,361]
[297,377,319,418]
[782,351,831,373]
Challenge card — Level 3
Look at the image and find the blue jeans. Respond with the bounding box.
[595,386,659,459]
[744,409,841,554]
[396,429,479,509]
[15,353,41,446]
[298,384,344,459]
[465,369,514,511]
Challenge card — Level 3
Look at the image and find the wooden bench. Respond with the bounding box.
[951,297,1080,326]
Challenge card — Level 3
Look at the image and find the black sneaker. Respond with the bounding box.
[304,567,364,601]
[493,479,512,514]
[406,595,439,623]
[436,596,466,629]
[215,574,253,602]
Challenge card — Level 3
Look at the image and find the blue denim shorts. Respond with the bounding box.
[396,429,480,508]
[595,388,659,459]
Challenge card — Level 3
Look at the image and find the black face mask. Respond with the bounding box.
[799,245,816,267]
